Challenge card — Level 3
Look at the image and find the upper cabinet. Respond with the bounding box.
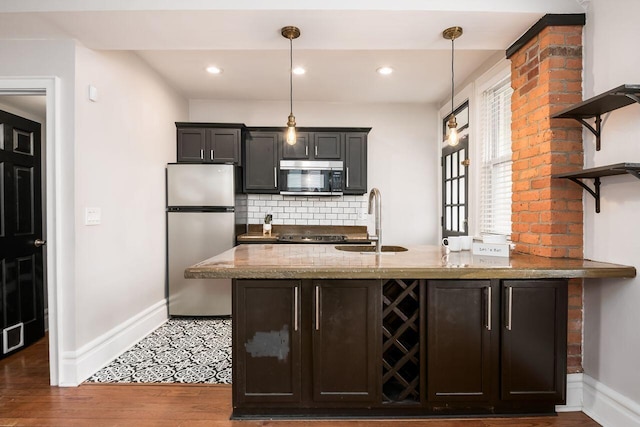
[281,132,311,159]
[343,132,368,195]
[280,131,343,160]
[313,132,342,159]
[176,122,244,165]
[176,123,370,195]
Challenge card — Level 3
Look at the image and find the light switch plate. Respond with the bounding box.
[85,207,101,225]
[88,85,98,102]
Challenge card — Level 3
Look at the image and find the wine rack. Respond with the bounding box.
[382,279,421,403]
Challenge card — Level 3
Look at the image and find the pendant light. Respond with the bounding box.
[443,26,463,147]
[282,26,301,146]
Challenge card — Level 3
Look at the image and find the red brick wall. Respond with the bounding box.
[509,25,584,373]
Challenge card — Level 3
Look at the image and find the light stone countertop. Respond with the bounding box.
[184,244,636,280]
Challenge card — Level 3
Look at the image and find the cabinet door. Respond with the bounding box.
[233,280,302,404]
[313,132,342,159]
[244,131,279,193]
[177,128,205,162]
[344,132,367,194]
[501,280,567,403]
[312,280,380,403]
[281,132,310,159]
[208,128,240,164]
[427,280,495,402]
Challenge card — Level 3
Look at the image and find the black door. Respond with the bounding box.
[0,110,45,359]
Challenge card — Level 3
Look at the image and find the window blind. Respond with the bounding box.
[479,77,513,236]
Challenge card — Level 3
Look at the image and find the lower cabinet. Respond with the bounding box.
[426,279,568,410]
[427,280,494,403]
[233,278,567,417]
[233,280,302,404]
[501,280,568,403]
[233,279,381,412]
[312,280,379,402]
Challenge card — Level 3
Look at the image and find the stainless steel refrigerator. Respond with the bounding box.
[166,163,237,316]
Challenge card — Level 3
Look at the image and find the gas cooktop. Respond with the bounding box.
[276,234,348,243]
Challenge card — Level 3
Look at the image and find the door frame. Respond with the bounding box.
[0,77,62,386]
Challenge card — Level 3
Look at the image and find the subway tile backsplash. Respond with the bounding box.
[244,194,368,226]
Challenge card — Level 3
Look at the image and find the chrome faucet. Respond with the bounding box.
[368,188,382,253]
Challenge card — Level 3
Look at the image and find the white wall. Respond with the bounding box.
[73,47,187,348]
[0,39,189,384]
[190,100,439,245]
[582,0,640,425]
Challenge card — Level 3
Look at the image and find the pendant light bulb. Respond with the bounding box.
[282,26,301,146]
[286,113,297,145]
[447,115,459,147]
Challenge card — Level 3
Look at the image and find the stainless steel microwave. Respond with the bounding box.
[279,160,343,196]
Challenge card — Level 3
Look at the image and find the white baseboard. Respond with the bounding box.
[59,299,167,386]
[582,374,640,427]
[556,373,584,412]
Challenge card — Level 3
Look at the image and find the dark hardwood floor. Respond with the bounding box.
[0,337,600,426]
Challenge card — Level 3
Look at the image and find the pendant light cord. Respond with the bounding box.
[450,37,455,115]
[289,37,293,115]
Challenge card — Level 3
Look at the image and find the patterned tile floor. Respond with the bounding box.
[86,317,232,384]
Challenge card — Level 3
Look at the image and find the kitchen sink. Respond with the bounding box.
[334,245,408,253]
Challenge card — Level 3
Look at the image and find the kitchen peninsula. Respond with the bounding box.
[185,244,635,419]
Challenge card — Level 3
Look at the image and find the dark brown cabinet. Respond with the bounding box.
[233,279,380,414]
[313,132,342,159]
[281,132,311,159]
[176,123,242,164]
[426,279,567,409]
[280,132,342,160]
[312,280,380,403]
[243,131,279,193]
[501,280,567,403]
[233,277,568,418]
[427,280,494,403]
[343,132,368,194]
[233,280,302,404]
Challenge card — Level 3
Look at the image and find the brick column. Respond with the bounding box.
[507,17,584,373]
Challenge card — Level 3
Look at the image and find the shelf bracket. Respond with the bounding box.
[568,177,601,213]
[576,115,602,151]
[621,93,640,105]
[624,169,640,180]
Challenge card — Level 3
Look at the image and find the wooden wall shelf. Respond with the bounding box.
[553,163,640,213]
[552,84,640,150]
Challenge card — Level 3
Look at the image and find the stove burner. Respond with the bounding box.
[277,234,348,243]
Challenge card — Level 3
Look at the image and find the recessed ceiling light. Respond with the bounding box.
[206,66,223,75]
[292,67,306,75]
[376,66,393,75]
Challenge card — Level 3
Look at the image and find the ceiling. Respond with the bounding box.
[0,1,585,108]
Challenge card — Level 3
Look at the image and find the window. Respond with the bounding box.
[479,77,512,237]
